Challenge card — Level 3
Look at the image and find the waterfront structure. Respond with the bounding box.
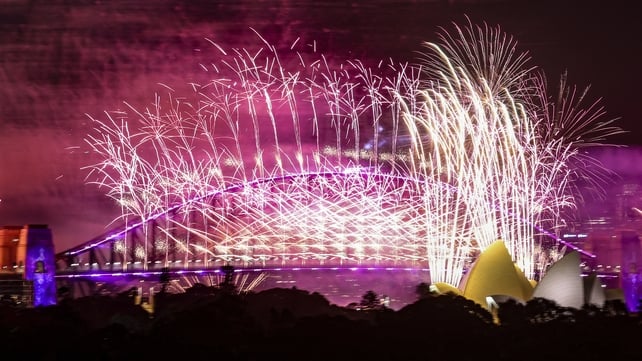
[432,240,615,311]
[0,224,56,306]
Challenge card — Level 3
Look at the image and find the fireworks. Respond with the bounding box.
[83,22,621,286]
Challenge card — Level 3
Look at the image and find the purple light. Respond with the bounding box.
[61,170,594,287]
[24,226,57,306]
[55,265,432,280]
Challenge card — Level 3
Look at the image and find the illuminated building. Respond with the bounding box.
[0,225,25,271]
[0,224,56,306]
[459,241,533,308]
[432,240,617,311]
[559,169,642,311]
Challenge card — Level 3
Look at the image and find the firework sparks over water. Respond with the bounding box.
[84,22,621,285]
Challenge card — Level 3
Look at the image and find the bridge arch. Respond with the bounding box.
[56,167,592,292]
[56,169,456,273]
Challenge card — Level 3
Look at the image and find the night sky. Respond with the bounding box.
[1,0,641,252]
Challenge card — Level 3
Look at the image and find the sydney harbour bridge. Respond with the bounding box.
[54,169,443,308]
[51,169,600,309]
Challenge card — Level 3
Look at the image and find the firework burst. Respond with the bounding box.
[83,23,621,285]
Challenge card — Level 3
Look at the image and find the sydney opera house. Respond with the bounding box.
[432,240,616,311]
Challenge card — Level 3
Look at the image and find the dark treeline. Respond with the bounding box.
[1,285,641,360]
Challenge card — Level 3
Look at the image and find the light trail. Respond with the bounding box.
[82,21,621,285]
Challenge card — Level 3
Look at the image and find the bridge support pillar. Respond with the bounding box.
[621,231,642,311]
[21,225,56,306]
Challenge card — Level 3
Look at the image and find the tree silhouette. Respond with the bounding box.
[219,264,237,294]
[159,267,171,294]
[360,290,380,310]
[415,282,433,300]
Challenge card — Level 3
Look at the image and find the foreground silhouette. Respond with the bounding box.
[0,285,641,360]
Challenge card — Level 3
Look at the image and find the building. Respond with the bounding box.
[0,224,56,306]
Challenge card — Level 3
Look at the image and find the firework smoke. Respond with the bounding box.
[84,23,621,285]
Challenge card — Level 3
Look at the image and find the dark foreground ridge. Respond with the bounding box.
[0,284,640,360]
